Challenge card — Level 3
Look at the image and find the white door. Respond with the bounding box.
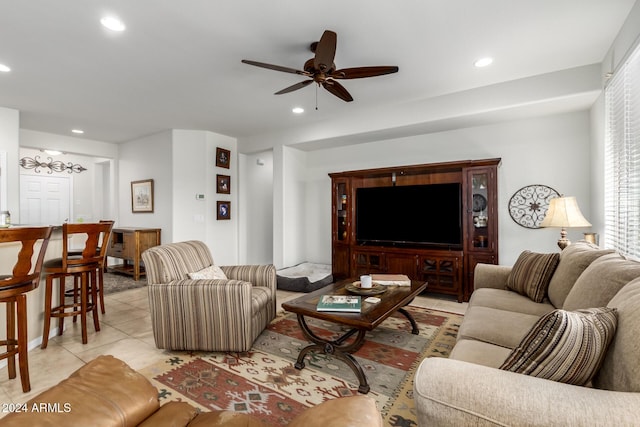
[20,175,71,225]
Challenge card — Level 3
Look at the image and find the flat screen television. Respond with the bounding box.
[355,183,462,248]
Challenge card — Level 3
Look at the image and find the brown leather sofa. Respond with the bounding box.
[1,355,382,427]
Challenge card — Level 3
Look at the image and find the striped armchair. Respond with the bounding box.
[141,241,276,352]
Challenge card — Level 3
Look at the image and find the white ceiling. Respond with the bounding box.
[0,1,636,150]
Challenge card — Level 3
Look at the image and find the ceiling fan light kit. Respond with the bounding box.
[242,30,398,102]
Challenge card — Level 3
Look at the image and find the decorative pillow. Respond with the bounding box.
[546,241,615,308]
[500,307,618,386]
[506,251,560,302]
[562,253,640,311]
[187,265,227,280]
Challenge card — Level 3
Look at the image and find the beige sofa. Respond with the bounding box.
[414,241,640,426]
[2,355,382,426]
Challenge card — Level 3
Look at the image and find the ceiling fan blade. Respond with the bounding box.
[241,59,308,76]
[330,66,399,79]
[314,30,337,72]
[275,79,314,95]
[322,80,353,102]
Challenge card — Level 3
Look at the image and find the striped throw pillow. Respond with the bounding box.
[499,307,618,385]
[506,250,560,302]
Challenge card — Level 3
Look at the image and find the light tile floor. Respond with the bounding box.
[0,287,467,409]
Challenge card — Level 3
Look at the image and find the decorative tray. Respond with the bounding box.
[345,281,387,296]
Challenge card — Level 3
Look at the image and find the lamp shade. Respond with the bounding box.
[540,196,591,228]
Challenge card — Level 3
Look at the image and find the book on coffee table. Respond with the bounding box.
[371,274,411,286]
[317,295,362,312]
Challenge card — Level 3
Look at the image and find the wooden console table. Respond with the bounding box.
[106,227,161,281]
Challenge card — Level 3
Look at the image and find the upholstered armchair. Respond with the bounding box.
[141,240,276,352]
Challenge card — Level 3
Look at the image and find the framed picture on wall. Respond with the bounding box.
[216,174,230,194]
[216,147,230,168]
[217,201,231,220]
[131,179,154,213]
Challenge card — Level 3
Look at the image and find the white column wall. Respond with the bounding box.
[203,131,238,265]
[118,130,173,241]
[0,107,20,218]
[238,150,273,265]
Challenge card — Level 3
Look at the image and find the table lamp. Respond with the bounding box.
[540,196,591,250]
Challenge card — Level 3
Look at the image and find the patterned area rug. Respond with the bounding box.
[102,272,146,294]
[139,306,462,426]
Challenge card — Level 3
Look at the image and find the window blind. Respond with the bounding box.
[604,41,640,259]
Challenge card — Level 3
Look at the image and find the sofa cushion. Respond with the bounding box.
[0,355,160,427]
[287,395,383,427]
[457,306,542,349]
[500,307,618,386]
[468,288,556,317]
[187,411,270,427]
[138,402,198,427]
[595,277,640,392]
[506,251,560,303]
[188,264,228,280]
[547,241,615,308]
[449,338,512,368]
[562,253,640,311]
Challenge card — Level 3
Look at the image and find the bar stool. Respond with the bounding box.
[67,220,114,314]
[41,222,112,348]
[0,226,53,392]
[96,220,114,314]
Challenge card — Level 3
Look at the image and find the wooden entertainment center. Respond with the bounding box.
[330,158,500,302]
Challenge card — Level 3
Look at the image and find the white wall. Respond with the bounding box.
[279,146,308,268]
[239,149,273,265]
[205,131,238,265]
[171,130,209,242]
[118,130,173,241]
[18,147,104,223]
[20,129,119,224]
[0,107,20,217]
[291,111,592,267]
[169,130,238,264]
[20,129,118,159]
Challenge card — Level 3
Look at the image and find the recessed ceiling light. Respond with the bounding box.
[71,129,84,134]
[474,57,493,68]
[43,150,63,156]
[292,107,304,114]
[100,16,126,32]
[0,64,11,73]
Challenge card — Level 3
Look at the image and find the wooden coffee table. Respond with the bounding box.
[281,278,427,393]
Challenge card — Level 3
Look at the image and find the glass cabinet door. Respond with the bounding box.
[335,181,348,242]
[470,171,490,249]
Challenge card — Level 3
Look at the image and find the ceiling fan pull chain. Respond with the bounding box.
[316,85,319,110]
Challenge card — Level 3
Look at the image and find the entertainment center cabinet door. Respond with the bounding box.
[418,253,463,302]
[352,250,386,277]
[331,177,351,279]
[332,245,350,280]
[386,253,418,279]
[464,165,499,301]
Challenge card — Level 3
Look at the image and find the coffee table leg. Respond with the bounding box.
[294,315,371,394]
[397,307,420,335]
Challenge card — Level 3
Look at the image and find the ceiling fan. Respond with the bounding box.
[242,30,398,102]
